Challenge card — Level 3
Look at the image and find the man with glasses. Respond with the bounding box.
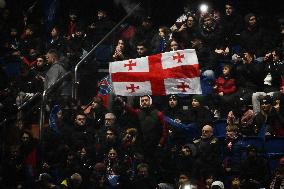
[192,124,222,180]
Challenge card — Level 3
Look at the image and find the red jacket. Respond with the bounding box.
[214,76,237,95]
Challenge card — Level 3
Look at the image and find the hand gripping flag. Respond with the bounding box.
[109,49,202,96]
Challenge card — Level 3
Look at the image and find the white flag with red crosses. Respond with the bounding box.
[109,49,202,96]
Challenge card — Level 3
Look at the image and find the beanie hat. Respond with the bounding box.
[211,181,225,189]
[192,95,204,103]
[244,13,255,24]
[260,95,273,105]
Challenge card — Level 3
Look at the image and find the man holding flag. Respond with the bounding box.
[109,49,201,165]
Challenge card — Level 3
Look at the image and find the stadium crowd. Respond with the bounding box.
[1,0,284,188]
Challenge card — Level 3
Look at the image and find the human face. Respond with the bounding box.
[75,115,86,126]
[108,148,117,160]
[181,146,191,156]
[25,28,33,36]
[57,110,63,120]
[138,167,149,178]
[231,177,241,189]
[261,103,271,112]
[69,14,77,21]
[248,16,257,28]
[225,5,233,16]
[140,96,151,108]
[178,174,189,185]
[191,99,200,108]
[169,98,178,108]
[137,45,146,56]
[223,66,230,76]
[106,130,115,141]
[45,53,55,64]
[91,101,99,109]
[202,125,213,139]
[80,148,87,158]
[242,52,253,64]
[272,51,280,62]
[226,130,237,139]
[203,16,213,27]
[187,16,195,28]
[159,28,165,37]
[21,133,30,143]
[98,11,106,20]
[117,40,125,50]
[170,40,179,51]
[36,58,44,67]
[51,28,58,37]
[105,113,116,126]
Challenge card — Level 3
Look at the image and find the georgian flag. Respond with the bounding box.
[109,49,202,96]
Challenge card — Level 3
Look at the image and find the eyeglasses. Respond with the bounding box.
[77,118,86,121]
[202,130,211,133]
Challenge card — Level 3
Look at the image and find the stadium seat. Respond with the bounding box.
[239,136,265,151]
[213,119,227,138]
[265,136,284,158]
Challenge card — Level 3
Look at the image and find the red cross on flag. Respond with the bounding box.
[109,49,202,96]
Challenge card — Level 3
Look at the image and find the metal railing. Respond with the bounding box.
[0,92,41,127]
[39,2,141,141]
[73,2,141,100]
[39,71,72,141]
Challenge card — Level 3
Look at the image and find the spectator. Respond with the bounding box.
[19,130,39,188]
[269,165,284,189]
[222,125,243,183]
[220,1,243,46]
[82,96,107,130]
[227,98,255,136]
[132,163,158,189]
[36,172,60,189]
[254,96,274,135]
[124,95,168,164]
[239,13,273,59]
[135,41,150,58]
[233,50,262,102]
[252,48,284,114]
[190,37,216,92]
[213,64,237,116]
[64,10,79,40]
[192,125,223,180]
[112,38,131,61]
[172,14,200,48]
[44,49,71,105]
[184,95,214,130]
[151,26,171,53]
[70,111,95,151]
[198,13,223,50]
[239,145,270,189]
[168,39,182,52]
[163,95,187,144]
[46,26,66,52]
[131,16,155,50]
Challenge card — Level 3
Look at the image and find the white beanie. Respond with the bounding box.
[211,181,224,189]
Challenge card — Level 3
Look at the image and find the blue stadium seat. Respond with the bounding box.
[265,137,284,158]
[265,137,284,173]
[238,136,265,160]
[239,136,265,151]
[213,119,227,138]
